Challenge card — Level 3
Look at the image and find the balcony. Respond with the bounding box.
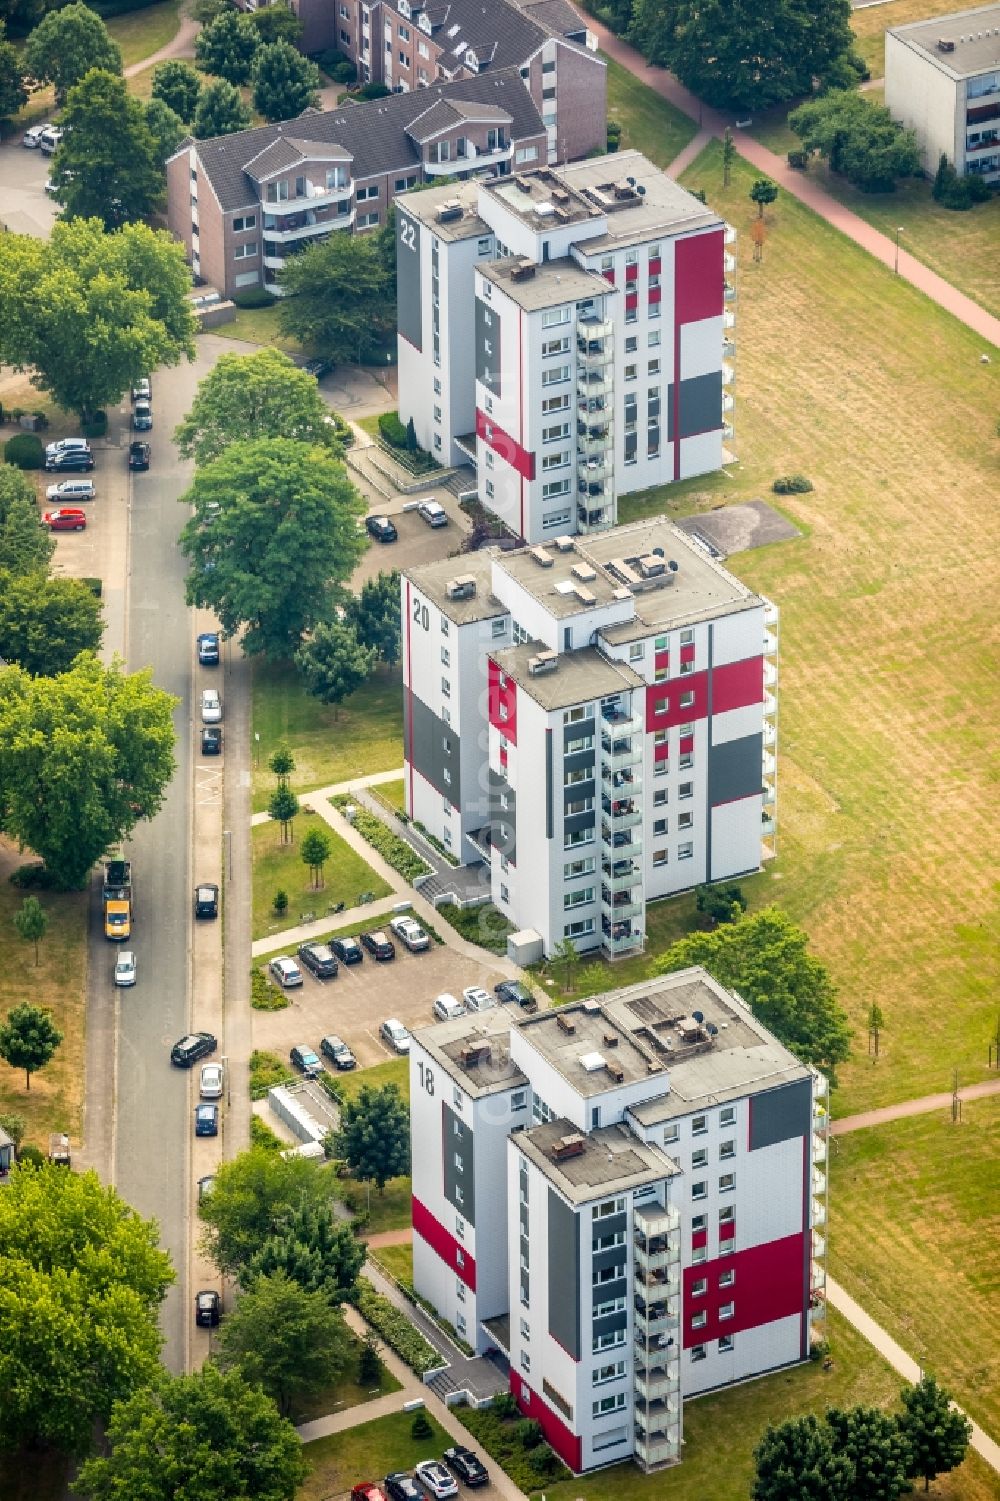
[262,202,353,241]
[577,338,612,367]
[812,1231,826,1258]
[763,690,777,717]
[578,370,612,401]
[723,422,734,440]
[635,1431,680,1471]
[602,859,640,891]
[724,308,736,330]
[763,722,776,748]
[811,1260,827,1293]
[722,361,735,386]
[601,705,641,733]
[634,1244,679,1283]
[634,1295,679,1336]
[602,895,642,923]
[264,179,351,214]
[722,392,735,414]
[427,140,513,176]
[762,781,776,807]
[724,281,736,302]
[602,923,643,955]
[812,1198,826,1227]
[635,1366,679,1403]
[812,1167,826,1196]
[578,505,613,531]
[578,428,613,458]
[764,661,778,689]
[724,251,736,273]
[762,598,779,627]
[601,799,642,829]
[578,314,613,341]
[724,223,737,245]
[578,455,611,483]
[762,750,776,778]
[723,338,736,359]
[761,813,776,837]
[813,1131,826,1164]
[601,741,641,769]
[634,1202,680,1238]
[763,629,778,656]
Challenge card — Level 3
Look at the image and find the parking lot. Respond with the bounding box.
[251,932,509,1069]
[0,136,59,238]
[353,488,472,589]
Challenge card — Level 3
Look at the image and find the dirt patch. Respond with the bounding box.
[675,499,800,557]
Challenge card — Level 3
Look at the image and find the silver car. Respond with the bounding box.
[114,950,137,987]
[380,1018,411,1054]
[462,985,495,1013]
[390,914,430,951]
[200,1062,224,1099]
[269,956,303,988]
[433,992,466,1022]
[201,688,222,724]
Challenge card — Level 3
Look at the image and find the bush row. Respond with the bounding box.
[772,473,813,494]
[458,1399,569,1489]
[250,968,289,1012]
[334,801,430,882]
[437,901,513,955]
[351,1279,439,1376]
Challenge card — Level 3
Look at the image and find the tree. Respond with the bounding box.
[333,1082,410,1192]
[295,619,376,711]
[0,22,27,129]
[358,1330,382,1385]
[144,96,186,169]
[0,465,54,575]
[268,783,300,843]
[244,1201,365,1302]
[0,1001,62,1089]
[722,125,735,187]
[899,1375,971,1492]
[0,218,196,421]
[0,655,176,889]
[251,2,303,45]
[174,347,343,467]
[279,230,397,364]
[195,10,260,85]
[49,70,163,228]
[345,570,402,668]
[0,571,103,677]
[788,92,920,193]
[24,2,121,103]
[551,934,581,988]
[179,438,366,660]
[300,824,332,888]
[0,1110,26,1150]
[750,177,778,218]
[193,77,252,138]
[752,1414,852,1501]
[405,416,417,452]
[269,743,295,782]
[252,38,320,122]
[198,1145,337,1278]
[627,0,856,112]
[654,907,851,1082]
[151,58,202,123]
[695,882,747,927]
[0,1163,172,1453]
[273,888,289,916]
[216,1272,354,1418]
[75,1363,307,1501]
[825,1406,911,1501]
[13,896,48,966]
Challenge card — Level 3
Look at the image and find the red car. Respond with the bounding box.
[43,507,87,531]
[352,1487,389,1501]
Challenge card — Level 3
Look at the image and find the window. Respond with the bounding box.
[542,306,572,327]
[514,145,538,165]
[593,1361,626,1385]
[652,849,667,867]
[691,1214,707,1232]
[541,393,570,414]
[593,1230,624,1251]
[691,1311,707,1330]
[532,1093,553,1124]
[441,677,450,697]
[653,819,667,837]
[593,1393,627,1417]
[399,21,410,37]
[720,1106,736,1127]
[593,1294,626,1318]
[629,642,644,661]
[691,1344,707,1362]
[542,507,572,530]
[719,1173,735,1192]
[648,358,661,376]
[595,1196,625,1218]
[440,647,450,667]
[395,173,419,191]
[564,829,595,851]
[692,1181,707,1201]
[520,1350,531,1372]
[680,690,695,708]
[542,58,556,72]
[678,811,694,830]
[511,1089,527,1110]
[719,1268,735,1288]
[592,1264,622,1287]
[664,1123,679,1144]
[564,857,596,879]
[692,1115,708,1135]
[691,1278,707,1296]
[625,248,638,265]
[720,1139,735,1160]
[542,450,569,471]
[357,211,380,227]
[692,1148,708,1169]
[654,698,667,716]
[456,1278,466,1302]
[679,753,693,770]
[648,329,661,347]
[654,788,668,807]
[624,364,637,382]
[719,1205,735,1225]
[679,782,693,800]
[563,886,594,910]
[542,335,570,357]
[692,1244,707,1264]
[233,242,257,259]
[543,420,571,443]
[541,364,570,387]
[719,1302,735,1320]
[678,842,694,860]
[565,917,595,938]
[680,629,694,644]
[542,478,570,499]
[680,659,694,675]
[453,1151,463,1171]
[455,1215,464,1237]
[233,213,256,232]
[492,617,506,638]
[455,1185,464,1205]
[520,1317,530,1339]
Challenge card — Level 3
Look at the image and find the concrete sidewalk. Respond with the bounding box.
[251,766,406,827]
[832,1078,1000,1135]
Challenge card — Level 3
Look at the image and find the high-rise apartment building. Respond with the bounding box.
[408,967,829,1473]
[397,152,736,543]
[401,518,776,959]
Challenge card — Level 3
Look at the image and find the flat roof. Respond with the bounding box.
[413,1007,527,1099]
[479,255,609,311]
[491,641,643,710]
[406,551,504,625]
[554,151,723,251]
[493,538,628,618]
[889,5,1000,77]
[516,999,668,1096]
[398,178,490,243]
[516,1117,679,1204]
[484,168,599,231]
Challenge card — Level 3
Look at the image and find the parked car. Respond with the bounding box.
[128,440,151,471]
[416,499,448,527]
[330,934,363,964]
[194,883,219,919]
[43,508,86,531]
[380,1018,411,1054]
[195,1289,222,1328]
[113,950,137,987]
[462,986,495,1013]
[39,125,63,154]
[269,955,303,989]
[197,1174,216,1202]
[201,687,222,724]
[290,1044,323,1078]
[132,400,152,431]
[200,1062,224,1099]
[298,941,338,980]
[304,356,335,379]
[45,478,95,502]
[197,631,220,665]
[385,1474,425,1501]
[352,1486,389,1501]
[433,992,465,1022]
[171,1031,217,1067]
[389,915,430,952]
[494,980,538,1011]
[194,1103,219,1137]
[442,1448,489,1488]
[201,726,223,755]
[45,437,90,460]
[414,1462,458,1501]
[320,1034,356,1070]
[44,447,94,473]
[23,123,51,148]
[131,377,151,402]
[361,929,395,960]
[365,514,397,543]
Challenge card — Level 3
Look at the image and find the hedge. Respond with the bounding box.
[378,411,408,448]
[81,412,107,438]
[457,1405,569,1490]
[251,967,289,1012]
[352,1279,439,1376]
[437,901,513,955]
[232,288,277,309]
[4,433,43,469]
[333,799,430,883]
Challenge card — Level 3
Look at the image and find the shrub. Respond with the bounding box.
[606,118,622,153]
[787,149,808,169]
[529,1445,559,1476]
[80,577,103,598]
[358,1332,382,1386]
[377,411,408,448]
[4,433,44,469]
[932,152,991,210]
[457,1405,571,1492]
[232,288,277,309]
[411,1412,433,1440]
[249,1047,294,1097]
[313,49,357,84]
[81,412,107,438]
[32,411,49,430]
[333,799,430,882]
[9,863,58,890]
[17,1144,46,1167]
[691,187,707,203]
[492,1392,517,1419]
[250,967,289,1012]
[351,1279,439,1376]
[517,1419,543,1450]
[273,888,289,916]
[353,81,390,100]
[250,1113,284,1151]
[772,473,814,494]
[437,901,513,955]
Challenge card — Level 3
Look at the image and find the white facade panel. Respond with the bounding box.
[680,314,725,380]
[711,703,763,746]
[711,603,765,667]
[710,794,763,880]
[679,429,723,480]
[885,34,963,173]
[737,1135,805,1249]
[683,1310,802,1397]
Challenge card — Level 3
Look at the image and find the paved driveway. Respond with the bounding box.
[252,941,508,1067]
[354,496,469,587]
[0,138,59,237]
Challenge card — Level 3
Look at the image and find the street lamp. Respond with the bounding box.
[894,226,904,275]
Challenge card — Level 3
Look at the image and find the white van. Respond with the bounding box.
[23,123,51,149]
[39,126,64,155]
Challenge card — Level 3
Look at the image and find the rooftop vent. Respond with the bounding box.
[510,259,536,282]
[574,585,597,606]
[605,1061,625,1083]
[602,1032,619,1048]
[614,179,637,200]
[530,545,554,567]
[515,175,534,193]
[572,563,597,581]
[553,535,575,553]
[556,1012,576,1034]
[527,651,558,677]
[582,1000,600,1013]
[608,558,641,587]
[552,187,571,205]
[637,554,666,578]
[937,35,956,48]
[460,1042,492,1067]
[579,1051,606,1072]
[445,574,477,600]
[550,1133,586,1161]
[437,199,463,222]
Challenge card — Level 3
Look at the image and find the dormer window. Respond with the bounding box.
[398,0,411,14]
[465,48,478,70]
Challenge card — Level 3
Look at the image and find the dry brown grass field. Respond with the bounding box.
[850,0,964,78]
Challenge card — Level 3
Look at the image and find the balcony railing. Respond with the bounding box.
[724,308,735,330]
[763,722,776,748]
[764,661,778,689]
[812,1231,826,1258]
[578,371,612,401]
[602,924,643,955]
[763,781,776,806]
[262,203,353,241]
[602,860,640,891]
[578,505,613,531]
[761,813,776,837]
[578,313,613,341]
[763,629,778,656]
[722,361,735,386]
[724,223,737,245]
[578,456,611,484]
[602,895,642,922]
[601,801,642,829]
[812,1198,826,1227]
[427,141,513,176]
[577,339,612,367]
[577,430,613,458]
[635,1367,679,1403]
[812,1167,826,1196]
[724,281,736,302]
[811,1259,827,1293]
[724,251,736,273]
[723,392,735,414]
[763,690,777,716]
[813,1131,826,1163]
[602,823,642,852]
[762,750,776,778]
[723,338,736,359]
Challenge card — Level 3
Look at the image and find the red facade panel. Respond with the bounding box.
[625,291,638,311]
[712,656,764,715]
[682,1232,807,1348]
[655,650,669,669]
[675,229,724,325]
[719,1218,736,1242]
[412,1195,477,1291]
[679,735,694,754]
[648,256,662,276]
[648,286,662,305]
[476,407,536,481]
[405,579,414,816]
[602,268,615,284]
[680,643,696,664]
[654,741,669,764]
[625,263,638,282]
[646,672,708,730]
[510,1373,583,1471]
[691,1228,708,1249]
[488,658,518,745]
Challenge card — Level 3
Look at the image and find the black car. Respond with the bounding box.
[45,449,95,473]
[361,929,395,961]
[494,980,538,1012]
[366,514,397,543]
[171,1031,217,1067]
[195,883,219,919]
[320,1034,357,1070]
[194,1103,219,1137]
[290,1044,323,1079]
[442,1448,489,1489]
[330,935,363,965]
[298,941,338,980]
[385,1475,425,1501]
[128,440,151,471]
[197,631,220,666]
[201,726,223,755]
[305,355,335,379]
[195,1289,222,1328]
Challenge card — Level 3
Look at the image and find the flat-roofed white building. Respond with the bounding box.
[885,4,1000,182]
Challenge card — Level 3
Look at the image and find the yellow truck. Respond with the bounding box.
[103,859,133,941]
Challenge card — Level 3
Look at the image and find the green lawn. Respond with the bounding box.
[530,889,700,1002]
[378,777,407,814]
[251,816,390,941]
[252,660,404,812]
[336,1055,409,1104]
[829,1097,1000,1436]
[604,55,698,170]
[301,1410,450,1500]
[335,1173,412,1235]
[291,1326,402,1423]
[107,0,184,69]
[369,1240,414,1291]
[213,302,303,352]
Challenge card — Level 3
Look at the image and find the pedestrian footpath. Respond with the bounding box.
[831,1078,1000,1136]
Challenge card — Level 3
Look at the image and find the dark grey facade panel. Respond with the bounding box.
[591,1246,627,1275]
[488,768,516,864]
[749,1078,812,1152]
[564,810,596,837]
[678,371,723,439]
[592,1309,628,1338]
[545,730,553,842]
[564,718,596,747]
[547,1189,580,1359]
[442,1101,476,1225]
[708,732,763,809]
[475,297,501,397]
[564,749,596,777]
[404,688,462,809]
[592,1274,627,1305]
[396,210,422,352]
[564,778,595,809]
[592,1212,627,1243]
